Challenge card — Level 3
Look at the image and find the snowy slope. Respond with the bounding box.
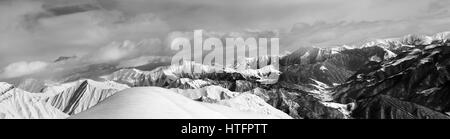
[43,79,130,115]
[172,85,292,119]
[0,82,13,95]
[217,93,292,119]
[0,88,68,119]
[0,79,130,119]
[70,87,291,119]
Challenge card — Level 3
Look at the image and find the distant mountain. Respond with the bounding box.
[334,37,450,119]
[360,32,450,49]
[279,45,395,87]
[351,95,449,119]
[7,78,47,93]
[102,61,281,88]
[43,0,103,16]
[54,56,77,63]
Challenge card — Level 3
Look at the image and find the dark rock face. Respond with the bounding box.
[279,89,346,119]
[245,86,346,119]
[279,45,394,86]
[352,95,450,119]
[334,42,450,118]
[54,56,77,63]
[334,43,450,109]
[0,83,14,96]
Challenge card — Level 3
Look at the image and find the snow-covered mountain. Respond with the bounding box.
[43,79,130,115]
[0,79,129,118]
[102,60,281,88]
[360,32,450,52]
[0,87,69,119]
[0,82,13,95]
[1,32,449,119]
[333,38,450,119]
[72,32,450,119]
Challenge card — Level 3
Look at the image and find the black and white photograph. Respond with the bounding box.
[1,0,450,129]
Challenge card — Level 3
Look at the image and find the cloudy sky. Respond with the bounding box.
[0,0,450,79]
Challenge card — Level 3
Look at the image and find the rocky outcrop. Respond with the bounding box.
[352,95,450,119]
[334,43,450,112]
[333,39,450,119]
[240,85,349,119]
[279,44,398,87]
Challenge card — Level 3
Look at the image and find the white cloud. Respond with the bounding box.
[283,14,450,50]
[117,56,171,68]
[0,0,170,68]
[83,39,164,64]
[102,0,450,30]
[0,61,49,79]
[2,0,450,69]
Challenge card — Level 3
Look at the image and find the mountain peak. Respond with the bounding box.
[54,56,77,63]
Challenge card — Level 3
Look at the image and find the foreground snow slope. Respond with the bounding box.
[70,87,291,119]
[171,85,292,119]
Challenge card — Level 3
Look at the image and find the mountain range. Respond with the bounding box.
[1,32,449,119]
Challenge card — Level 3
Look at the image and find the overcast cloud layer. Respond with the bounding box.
[0,0,450,79]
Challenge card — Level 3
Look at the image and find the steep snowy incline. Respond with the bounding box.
[0,79,130,119]
[43,79,130,115]
[171,85,292,119]
[70,87,291,119]
[217,93,293,119]
[0,82,13,95]
[0,88,68,119]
